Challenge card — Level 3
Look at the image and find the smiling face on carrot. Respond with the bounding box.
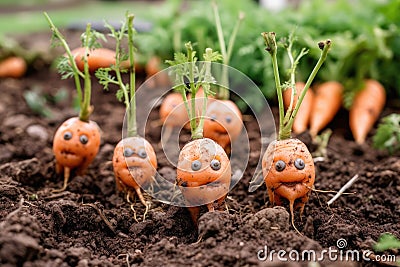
[262,138,315,214]
[203,99,243,150]
[53,117,101,172]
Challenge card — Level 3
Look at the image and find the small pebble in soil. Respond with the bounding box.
[26,124,49,141]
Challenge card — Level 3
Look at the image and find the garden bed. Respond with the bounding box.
[0,31,399,267]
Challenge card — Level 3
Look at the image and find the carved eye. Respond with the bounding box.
[138,148,147,159]
[63,132,72,140]
[124,148,134,157]
[210,159,221,171]
[210,114,217,121]
[225,116,232,123]
[275,160,286,172]
[294,158,305,170]
[79,134,88,144]
[191,160,202,171]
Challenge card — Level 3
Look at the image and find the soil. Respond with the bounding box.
[0,30,399,267]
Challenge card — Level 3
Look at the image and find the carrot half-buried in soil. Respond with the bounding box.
[349,79,386,144]
[95,14,157,207]
[45,13,102,192]
[260,32,331,234]
[167,42,228,225]
[309,81,343,138]
[283,82,314,134]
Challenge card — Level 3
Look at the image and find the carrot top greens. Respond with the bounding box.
[167,42,222,140]
[95,13,138,137]
[44,12,105,122]
[262,32,331,140]
[212,1,244,100]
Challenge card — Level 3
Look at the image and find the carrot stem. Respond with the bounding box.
[262,32,284,137]
[127,14,137,137]
[79,23,93,122]
[285,40,331,136]
[44,12,87,120]
[212,2,244,100]
[186,43,200,139]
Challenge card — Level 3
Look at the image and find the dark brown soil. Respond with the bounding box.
[0,31,399,267]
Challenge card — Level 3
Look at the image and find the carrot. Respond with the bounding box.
[203,99,242,151]
[53,117,101,190]
[96,14,158,208]
[0,56,27,78]
[158,92,188,143]
[45,13,102,192]
[283,82,314,134]
[70,47,129,72]
[349,79,386,144]
[159,92,188,128]
[168,43,227,224]
[258,32,331,234]
[145,55,162,77]
[309,81,343,138]
[262,138,315,214]
[176,137,231,224]
[113,136,157,206]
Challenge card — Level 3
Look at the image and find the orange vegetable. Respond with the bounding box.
[45,14,101,192]
[159,92,188,128]
[113,137,157,206]
[203,99,243,151]
[53,117,101,191]
[0,56,27,78]
[262,139,315,218]
[259,32,331,233]
[145,56,162,77]
[70,47,129,72]
[176,138,231,224]
[283,82,314,134]
[309,81,343,137]
[349,79,386,144]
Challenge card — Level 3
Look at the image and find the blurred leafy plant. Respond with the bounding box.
[374,233,400,252]
[23,86,69,118]
[373,114,400,154]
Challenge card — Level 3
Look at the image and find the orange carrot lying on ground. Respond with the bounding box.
[349,79,386,144]
[168,43,229,225]
[45,13,101,192]
[258,32,331,234]
[70,47,130,72]
[0,56,27,78]
[95,14,158,208]
[283,82,314,134]
[309,81,343,138]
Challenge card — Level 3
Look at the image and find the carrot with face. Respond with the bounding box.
[258,32,331,233]
[96,14,157,206]
[45,13,102,192]
[168,43,228,224]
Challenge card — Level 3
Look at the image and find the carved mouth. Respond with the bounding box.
[61,150,76,156]
[281,182,301,188]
